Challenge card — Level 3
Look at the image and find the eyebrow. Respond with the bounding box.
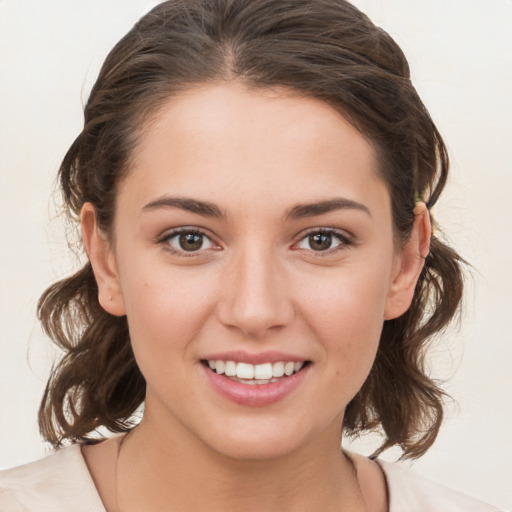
[142,196,225,218]
[284,197,371,221]
[142,195,370,221]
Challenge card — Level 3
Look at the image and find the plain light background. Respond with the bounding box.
[0,0,510,508]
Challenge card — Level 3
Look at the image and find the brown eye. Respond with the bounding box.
[165,230,214,252]
[296,229,350,253]
[179,233,203,251]
[309,233,333,251]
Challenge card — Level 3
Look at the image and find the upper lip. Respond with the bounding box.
[200,350,309,365]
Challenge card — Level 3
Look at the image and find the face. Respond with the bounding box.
[84,82,426,460]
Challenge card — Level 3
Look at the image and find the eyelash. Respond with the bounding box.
[294,228,354,255]
[157,227,354,257]
[158,227,218,257]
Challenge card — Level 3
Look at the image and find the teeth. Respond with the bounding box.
[231,377,279,385]
[284,362,295,376]
[216,360,225,375]
[272,361,285,377]
[209,359,306,380]
[236,362,254,379]
[254,363,273,380]
[225,361,237,377]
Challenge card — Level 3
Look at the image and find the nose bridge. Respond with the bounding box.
[218,238,294,337]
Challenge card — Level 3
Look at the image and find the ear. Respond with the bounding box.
[384,202,431,320]
[81,203,126,316]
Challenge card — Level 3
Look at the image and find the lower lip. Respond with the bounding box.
[201,364,310,407]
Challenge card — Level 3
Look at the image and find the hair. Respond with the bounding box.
[38,0,464,459]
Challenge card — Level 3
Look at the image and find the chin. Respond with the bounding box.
[199,417,314,462]
[212,436,304,462]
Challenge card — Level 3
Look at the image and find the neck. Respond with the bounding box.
[115,410,366,512]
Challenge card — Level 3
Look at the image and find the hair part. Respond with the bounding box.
[38,0,464,458]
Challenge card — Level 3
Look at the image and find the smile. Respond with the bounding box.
[205,360,306,384]
[201,358,311,406]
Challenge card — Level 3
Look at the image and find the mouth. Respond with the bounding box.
[201,359,311,385]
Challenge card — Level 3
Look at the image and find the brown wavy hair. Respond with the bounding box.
[38,0,464,458]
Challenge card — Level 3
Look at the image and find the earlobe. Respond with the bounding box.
[384,202,431,320]
[81,203,126,317]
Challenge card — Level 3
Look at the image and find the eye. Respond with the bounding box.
[296,229,351,252]
[162,229,216,253]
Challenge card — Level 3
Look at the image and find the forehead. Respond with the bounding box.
[121,82,388,216]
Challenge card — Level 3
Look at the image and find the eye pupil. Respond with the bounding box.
[179,233,203,251]
[309,233,332,251]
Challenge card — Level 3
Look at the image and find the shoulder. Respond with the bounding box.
[377,459,506,512]
[0,444,106,512]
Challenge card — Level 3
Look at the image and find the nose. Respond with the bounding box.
[216,244,295,339]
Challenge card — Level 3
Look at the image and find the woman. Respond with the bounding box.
[0,0,505,510]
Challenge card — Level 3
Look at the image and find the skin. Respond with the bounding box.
[81,82,430,511]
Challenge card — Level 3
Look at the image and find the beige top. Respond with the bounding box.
[0,445,505,512]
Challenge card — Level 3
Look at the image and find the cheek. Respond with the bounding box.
[117,257,217,360]
[297,262,392,382]
[301,263,391,336]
